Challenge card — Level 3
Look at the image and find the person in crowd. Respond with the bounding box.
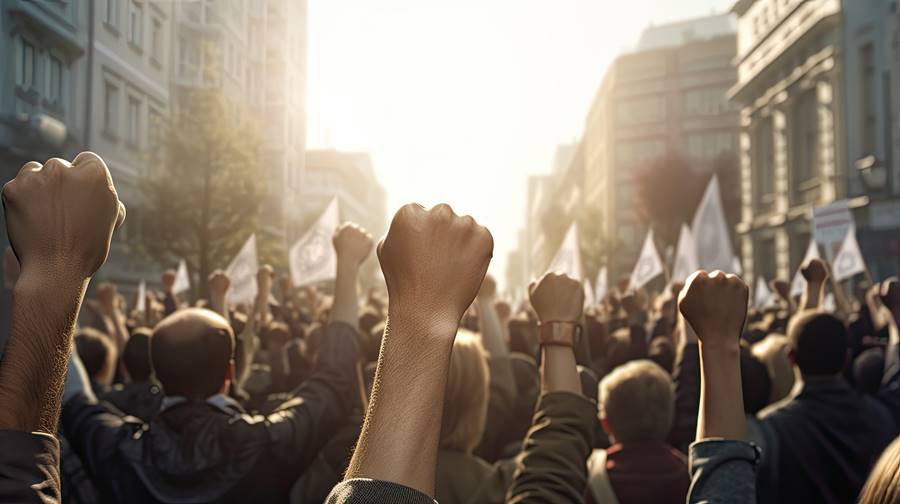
[59,222,373,502]
[74,327,118,394]
[101,328,164,421]
[858,436,900,504]
[753,258,898,503]
[751,333,796,405]
[586,359,689,504]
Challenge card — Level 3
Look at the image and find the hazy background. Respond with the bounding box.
[307,0,733,283]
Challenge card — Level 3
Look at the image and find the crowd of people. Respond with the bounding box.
[0,152,899,503]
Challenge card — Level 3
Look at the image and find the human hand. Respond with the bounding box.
[207,270,231,298]
[678,271,748,350]
[494,300,511,322]
[333,222,374,268]
[257,265,274,298]
[879,278,900,322]
[771,279,790,302]
[377,203,493,336]
[95,282,119,315]
[3,246,20,289]
[2,152,125,280]
[528,272,584,324]
[800,258,829,284]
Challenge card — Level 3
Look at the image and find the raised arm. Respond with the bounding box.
[798,258,828,312]
[340,204,493,497]
[207,269,231,320]
[329,223,374,330]
[0,152,125,434]
[529,273,584,395]
[879,279,900,385]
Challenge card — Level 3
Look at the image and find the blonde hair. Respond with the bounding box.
[858,436,900,504]
[599,359,673,443]
[752,334,795,405]
[440,330,489,454]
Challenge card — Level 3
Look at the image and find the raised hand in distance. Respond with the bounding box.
[679,270,749,350]
[333,222,374,268]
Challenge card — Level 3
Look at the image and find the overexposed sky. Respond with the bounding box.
[307,0,734,286]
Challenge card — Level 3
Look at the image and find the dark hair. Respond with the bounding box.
[788,312,849,377]
[150,310,234,399]
[853,347,885,396]
[740,347,772,415]
[648,337,675,374]
[75,328,115,381]
[123,328,153,382]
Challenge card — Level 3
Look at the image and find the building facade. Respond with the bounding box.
[731,0,900,282]
[582,14,740,280]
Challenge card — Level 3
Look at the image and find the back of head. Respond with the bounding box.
[788,311,848,377]
[440,330,489,454]
[599,359,673,444]
[853,348,885,396]
[648,336,675,374]
[752,334,795,404]
[123,327,153,382]
[150,308,234,400]
[76,327,117,385]
[858,436,900,504]
[740,347,772,415]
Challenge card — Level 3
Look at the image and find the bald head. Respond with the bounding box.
[150,308,234,399]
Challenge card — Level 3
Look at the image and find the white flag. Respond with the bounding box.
[671,224,698,283]
[790,238,820,298]
[583,280,595,309]
[832,226,866,282]
[546,223,582,280]
[226,234,259,305]
[754,276,773,309]
[136,280,147,314]
[290,198,341,287]
[692,175,735,273]
[823,293,836,312]
[173,259,191,294]
[630,229,664,290]
[594,267,608,303]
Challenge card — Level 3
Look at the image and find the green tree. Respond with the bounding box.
[139,87,267,299]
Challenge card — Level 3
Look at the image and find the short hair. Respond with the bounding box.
[75,327,116,385]
[853,348,885,396]
[123,328,153,382]
[599,360,674,443]
[752,334,795,404]
[740,347,772,415]
[858,436,900,504]
[787,312,848,376]
[150,309,234,399]
[440,330,489,454]
[648,336,675,374]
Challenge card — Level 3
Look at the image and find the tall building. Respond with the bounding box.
[582,14,740,279]
[731,0,900,281]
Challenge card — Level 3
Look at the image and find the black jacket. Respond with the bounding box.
[62,322,360,504]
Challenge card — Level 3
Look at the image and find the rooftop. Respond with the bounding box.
[635,13,736,51]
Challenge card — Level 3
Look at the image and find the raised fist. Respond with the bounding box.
[678,270,748,349]
[879,278,900,320]
[771,279,790,302]
[257,265,274,296]
[478,275,497,300]
[494,300,512,322]
[333,222,374,267]
[3,152,125,279]
[207,270,231,297]
[377,203,493,332]
[529,272,584,324]
[800,258,830,284]
[96,282,118,313]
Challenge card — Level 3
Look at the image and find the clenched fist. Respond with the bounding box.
[257,265,274,297]
[529,273,584,323]
[678,271,748,349]
[207,270,231,297]
[378,203,493,333]
[3,152,125,279]
[333,222,374,267]
[800,258,830,284]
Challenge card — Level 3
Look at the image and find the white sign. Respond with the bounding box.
[812,200,853,260]
[671,224,698,283]
[173,259,191,294]
[226,234,259,305]
[546,222,582,280]
[692,175,735,273]
[630,229,664,290]
[790,238,820,298]
[832,225,866,282]
[289,198,340,287]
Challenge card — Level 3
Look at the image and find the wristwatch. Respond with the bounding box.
[538,321,581,347]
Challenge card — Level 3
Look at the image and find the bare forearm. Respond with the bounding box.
[540,346,580,395]
[329,261,360,329]
[800,281,824,311]
[696,344,745,440]
[209,293,228,320]
[344,315,455,496]
[0,272,88,433]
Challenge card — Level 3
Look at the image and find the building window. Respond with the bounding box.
[127,96,141,147]
[47,55,63,103]
[686,131,736,160]
[105,0,119,27]
[791,89,820,189]
[104,82,120,136]
[617,139,667,166]
[683,86,735,116]
[129,1,143,48]
[151,17,162,62]
[17,38,36,91]
[148,108,163,150]
[860,43,877,155]
[617,95,666,125]
[753,118,775,213]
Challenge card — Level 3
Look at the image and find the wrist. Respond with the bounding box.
[698,339,741,357]
[386,306,459,343]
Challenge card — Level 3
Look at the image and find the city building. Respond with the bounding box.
[582,13,740,279]
[731,0,900,282]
